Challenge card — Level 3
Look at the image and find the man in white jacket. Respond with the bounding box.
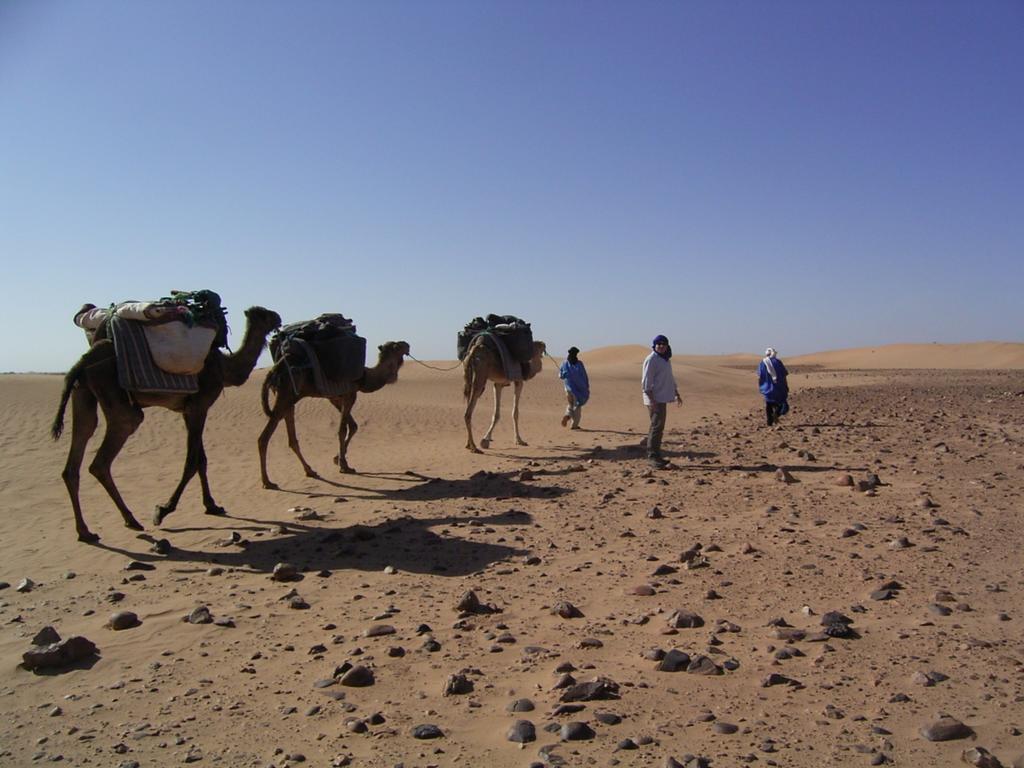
[642,334,682,468]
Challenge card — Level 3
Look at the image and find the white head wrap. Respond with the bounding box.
[762,348,778,383]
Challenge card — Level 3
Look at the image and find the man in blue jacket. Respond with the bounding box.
[559,346,590,429]
[758,346,790,427]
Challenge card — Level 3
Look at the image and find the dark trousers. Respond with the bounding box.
[647,402,667,458]
[766,401,782,426]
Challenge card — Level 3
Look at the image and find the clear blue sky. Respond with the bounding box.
[2,1,1021,371]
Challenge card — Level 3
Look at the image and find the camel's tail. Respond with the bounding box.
[51,358,86,440]
[261,360,284,417]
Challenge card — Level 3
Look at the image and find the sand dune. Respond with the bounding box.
[791,341,1024,370]
[1,343,1023,767]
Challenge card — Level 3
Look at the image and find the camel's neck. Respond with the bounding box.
[360,358,402,393]
[223,325,269,387]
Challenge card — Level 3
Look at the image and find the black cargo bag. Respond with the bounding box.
[312,332,366,381]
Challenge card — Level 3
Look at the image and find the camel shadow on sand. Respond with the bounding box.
[261,469,573,503]
[99,508,531,577]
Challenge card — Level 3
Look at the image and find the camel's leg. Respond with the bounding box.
[154,409,210,524]
[284,409,320,479]
[464,370,487,453]
[256,407,285,489]
[512,380,527,446]
[334,394,357,473]
[193,412,226,517]
[88,402,145,533]
[61,387,101,543]
[480,382,505,449]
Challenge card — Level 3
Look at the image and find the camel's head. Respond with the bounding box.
[245,306,283,336]
[378,341,410,382]
[533,340,546,358]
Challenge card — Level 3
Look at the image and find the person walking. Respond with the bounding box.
[642,335,681,468]
[559,346,590,429]
[758,346,790,427]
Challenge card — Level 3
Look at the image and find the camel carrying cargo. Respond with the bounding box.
[269,313,367,392]
[457,314,534,364]
[72,290,230,393]
[259,313,409,482]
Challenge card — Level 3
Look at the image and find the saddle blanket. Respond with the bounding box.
[479,332,525,381]
[109,316,201,394]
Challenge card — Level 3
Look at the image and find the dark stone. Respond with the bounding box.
[186,606,213,625]
[657,649,691,672]
[761,673,802,688]
[919,716,973,741]
[686,655,722,675]
[559,679,620,702]
[411,724,443,739]
[561,721,595,741]
[340,665,375,687]
[31,627,61,646]
[22,636,98,670]
[553,601,584,619]
[507,720,536,743]
[507,698,535,712]
[667,609,704,629]
[442,673,473,696]
[108,611,140,630]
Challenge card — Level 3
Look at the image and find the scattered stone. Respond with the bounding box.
[507,720,536,743]
[340,665,375,687]
[31,627,61,646]
[271,563,300,582]
[561,721,595,741]
[185,606,213,625]
[920,716,974,741]
[657,649,691,672]
[22,636,98,671]
[712,722,739,735]
[761,673,802,688]
[686,655,722,675]
[559,679,620,702]
[667,609,704,629]
[552,601,584,619]
[508,698,535,712]
[411,724,443,739]
[443,673,473,696]
[151,539,172,555]
[363,624,396,638]
[107,612,140,630]
[16,578,35,593]
[962,747,1004,768]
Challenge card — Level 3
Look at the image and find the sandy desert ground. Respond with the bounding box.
[1,342,1023,768]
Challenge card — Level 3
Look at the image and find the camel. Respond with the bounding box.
[51,306,282,543]
[257,340,410,487]
[462,334,546,453]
